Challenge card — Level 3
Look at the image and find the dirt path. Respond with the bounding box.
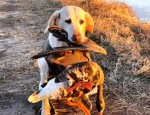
[0,0,49,114]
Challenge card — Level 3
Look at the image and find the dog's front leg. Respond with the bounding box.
[38,58,51,115]
[38,58,49,85]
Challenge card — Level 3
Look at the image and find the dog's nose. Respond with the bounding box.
[72,34,82,43]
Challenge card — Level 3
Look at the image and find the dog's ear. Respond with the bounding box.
[85,12,94,34]
[44,10,60,34]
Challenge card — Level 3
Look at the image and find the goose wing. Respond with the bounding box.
[31,25,107,59]
[31,40,106,60]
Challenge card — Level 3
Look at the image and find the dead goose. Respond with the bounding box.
[28,61,105,115]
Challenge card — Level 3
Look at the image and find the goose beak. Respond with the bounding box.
[83,39,107,55]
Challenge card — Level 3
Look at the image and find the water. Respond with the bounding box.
[120,0,150,22]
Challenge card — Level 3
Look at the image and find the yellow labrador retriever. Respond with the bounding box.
[38,6,94,115]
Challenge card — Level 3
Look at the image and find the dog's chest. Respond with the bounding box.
[48,34,68,48]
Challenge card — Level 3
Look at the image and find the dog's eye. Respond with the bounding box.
[65,19,71,24]
[80,20,84,24]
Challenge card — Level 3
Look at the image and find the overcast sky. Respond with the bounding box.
[106,0,150,22]
[119,0,150,8]
[115,0,150,22]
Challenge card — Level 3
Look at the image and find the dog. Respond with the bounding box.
[29,61,105,115]
[37,6,95,115]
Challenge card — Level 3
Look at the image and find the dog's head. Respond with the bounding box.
[44,6,94,44]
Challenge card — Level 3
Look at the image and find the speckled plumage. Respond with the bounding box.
[28,61,105,115]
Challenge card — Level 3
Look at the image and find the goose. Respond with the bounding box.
[28,61,105,115]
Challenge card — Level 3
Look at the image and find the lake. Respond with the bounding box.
[119,0,150,22]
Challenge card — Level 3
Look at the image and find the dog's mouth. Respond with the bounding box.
[71,37,88,44]
[68,33,88,44]
[48,25,89,45]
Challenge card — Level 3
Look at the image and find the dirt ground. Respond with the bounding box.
[0,0,150,115]
[0,0,48,114]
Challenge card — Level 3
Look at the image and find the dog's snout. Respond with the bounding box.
[72,34,81,42]
[72,34,88,43]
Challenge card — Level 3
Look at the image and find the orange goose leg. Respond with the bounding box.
[66,99,90,115]
[67,81,93,93]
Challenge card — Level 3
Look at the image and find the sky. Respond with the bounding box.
[106,0,150,22]
[119,0,150,8]
[114,0,150,22]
